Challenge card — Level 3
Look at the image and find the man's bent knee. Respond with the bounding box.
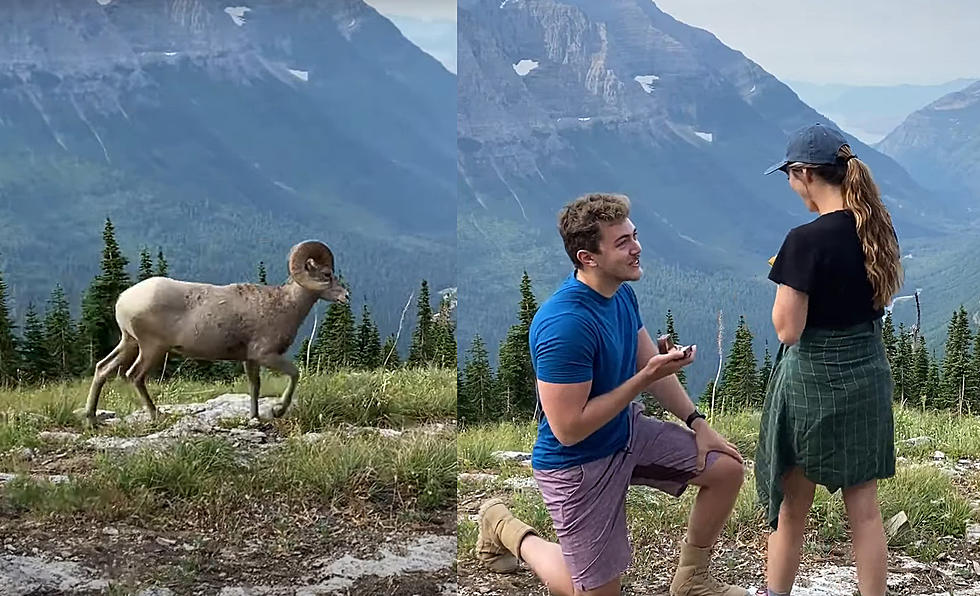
[693,452,744,489]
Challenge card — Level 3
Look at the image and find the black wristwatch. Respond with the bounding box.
[685,409,706,429]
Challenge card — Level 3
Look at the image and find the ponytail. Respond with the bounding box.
[837,146,903,310]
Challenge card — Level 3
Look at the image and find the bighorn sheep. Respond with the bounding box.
[83,240,348,426]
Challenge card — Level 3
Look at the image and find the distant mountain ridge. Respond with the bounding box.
[877,80,980,204]
[788,78,978,144]
[0,0,456,346]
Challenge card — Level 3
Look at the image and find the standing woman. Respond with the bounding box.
[756,124,903,596]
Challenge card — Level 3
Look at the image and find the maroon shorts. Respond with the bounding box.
[532,402,723,592]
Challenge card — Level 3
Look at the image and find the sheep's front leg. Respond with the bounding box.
[244,360,261,420]
[258,355,299,418]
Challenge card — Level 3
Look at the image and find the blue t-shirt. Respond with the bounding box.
[529,271,643,470]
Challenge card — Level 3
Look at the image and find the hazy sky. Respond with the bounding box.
[364,0,456,72]
[364,0,456,22]
[653,0,980,86]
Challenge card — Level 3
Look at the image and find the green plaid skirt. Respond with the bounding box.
[755,318,895,530]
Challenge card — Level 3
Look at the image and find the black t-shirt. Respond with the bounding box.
[769,210,885,329]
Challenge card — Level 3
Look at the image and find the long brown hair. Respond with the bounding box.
[808,145,903,309]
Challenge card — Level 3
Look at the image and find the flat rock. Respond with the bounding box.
[0,554,109,595]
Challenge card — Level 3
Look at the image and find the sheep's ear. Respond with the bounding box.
[305,257,317,271]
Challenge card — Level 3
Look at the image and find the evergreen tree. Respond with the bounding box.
[926,353,942,407]
[316,300,357,371]
[381,334,401,369]
[408,280,436,366]
[940,306,972,411]
[460,335,494,425]
[758,342,773,405]
[0,266,19,387]
[155,248,169,277]
[432,292,457,368]
[881,311,897,371]
[19,303,49,384]
[894,324,913,403]
[257,261,267,285]
[911,334,930,409]
[356,304,382,370]
[718,315,759,411]
[496,327,533,419]
[494,274,538,420]
[518,271,538,330]
[138,248,154,282]
[968,331,980,414]
[700,381,715,406]
[80,218,132,369]
[665,309,686,388]
[43,285,81,380]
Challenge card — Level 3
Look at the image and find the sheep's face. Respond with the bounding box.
[305,258,349,303]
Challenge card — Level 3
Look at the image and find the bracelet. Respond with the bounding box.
[685,410,706,429]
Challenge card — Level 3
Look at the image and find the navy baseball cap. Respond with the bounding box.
[764,123,849,175]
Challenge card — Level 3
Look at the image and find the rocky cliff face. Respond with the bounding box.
[877,80,980,203]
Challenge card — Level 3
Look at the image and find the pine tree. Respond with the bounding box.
[968,331,980,414]
[257,261,267,285]
[19,303,49,384]
[940,306,971,411]
[460,335,495,425]
[316,300,357,372]
[700,381,715,406]
[155,248,169,277]
[80,218,132,370]
[382,334,401,369]
[518,271,538,330]
[408,280,436,366]
[496,327,531,420]
[665,309,686,388]
[926,353,942,407]
[882,311,897,371]
[894,324,913,403]
[758,342,773,405]
[0,266,19,387]
[356,304,382,370]
[718,315,759,411]
[911,334,930,409]
[138,248,154,282]
[43,285,81,380]
[494,274,538,420]
[432,292,457,369]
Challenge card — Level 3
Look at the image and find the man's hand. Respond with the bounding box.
[640,345,695,383]
[690,418,742,472]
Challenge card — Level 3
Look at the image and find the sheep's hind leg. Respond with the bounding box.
[258,355,299,418]
[244,360,261,420]
[83,334,138,427]
[126,346,167,420]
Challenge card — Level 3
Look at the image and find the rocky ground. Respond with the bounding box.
[457,449,980,596]
[0,394,456,595]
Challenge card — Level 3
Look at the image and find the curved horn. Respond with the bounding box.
[288,240,335,291]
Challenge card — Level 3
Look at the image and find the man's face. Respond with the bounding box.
[586,218,642,281]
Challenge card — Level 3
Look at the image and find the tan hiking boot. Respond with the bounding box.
[670,538,749,596]
[476,498,537,574]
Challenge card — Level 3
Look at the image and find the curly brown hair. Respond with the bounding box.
[557,193,631,268]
